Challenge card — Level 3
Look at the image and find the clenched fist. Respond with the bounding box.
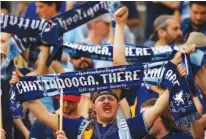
[114,6,128,25]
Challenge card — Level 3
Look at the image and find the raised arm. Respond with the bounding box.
[10,69,58,131]
[143,88,169,128]
[113,6,128,65]
[143,44,196,128]
[13,118,30,139]
[23,100,58,130]
[26,46,50,76]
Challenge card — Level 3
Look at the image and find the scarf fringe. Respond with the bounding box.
[175,112,202,127]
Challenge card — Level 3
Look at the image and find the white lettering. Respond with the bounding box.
[16,83,22,94]
[28,81,37,91]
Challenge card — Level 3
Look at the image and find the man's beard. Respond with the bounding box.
[166,34,181,45]
[63,108,75,116]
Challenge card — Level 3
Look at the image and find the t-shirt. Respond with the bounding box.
[181,18,206,42]
[135,87,158,115]
[123,87,158,116]
[29,119,56,139]
[63,113,149,139]
[30,116,84,139]
[162,131,193,139]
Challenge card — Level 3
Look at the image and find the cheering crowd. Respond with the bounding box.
[1,1,206,139]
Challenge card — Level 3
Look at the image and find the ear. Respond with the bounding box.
[158,29,166,38]
[92,104,96,112]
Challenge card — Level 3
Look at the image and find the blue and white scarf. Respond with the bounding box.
[10,61,200,127]
[1,1,120,63]
[63,43,206,72]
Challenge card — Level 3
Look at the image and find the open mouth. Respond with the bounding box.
[103,105,112,112]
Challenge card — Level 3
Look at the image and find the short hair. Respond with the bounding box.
[91,89,121,103]
[38,1,62,12]
[190,1,206,7]
[141,98,186,132]
[1,1,10,13]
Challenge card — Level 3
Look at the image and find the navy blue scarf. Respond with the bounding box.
[1,1,120,64]
[1,2,111,37]
[63,43,206,72]
[10,61,200,127]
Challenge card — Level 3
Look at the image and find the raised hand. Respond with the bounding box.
[9,69,24,86]
[171,44,196,65]
[177,64,187,77]
[114,6,128,25]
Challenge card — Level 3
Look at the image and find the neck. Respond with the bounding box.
[155,39,168,47]
[154,127,169,139]
[96,116,116,125]
[47,11,59,19]
[56,109,80,118]
[190,19,204,30]
[87,30,103,45]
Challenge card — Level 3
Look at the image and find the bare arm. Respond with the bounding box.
[190,120,204,139]
[143,44,196,128]
[50,60,65,73]
[13,119,30,139]
[9,65,58,131]
[199,114,206,128]
[24,100,58,130]
[113,6,128,66]
[143,89,169,128]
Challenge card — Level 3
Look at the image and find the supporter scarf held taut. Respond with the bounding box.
[10,61,200,127]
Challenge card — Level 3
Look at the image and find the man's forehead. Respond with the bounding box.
[166,19,180,27]
[96,94,116,98]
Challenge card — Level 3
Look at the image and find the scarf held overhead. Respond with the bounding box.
[1,1,121,63]
[10,61,200,126]
[63,43,206,73]
[1,1,117,40]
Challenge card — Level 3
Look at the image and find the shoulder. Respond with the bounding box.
[181,18,190,29]
[63,116,84,125]
[127,113,149,138]
[176,131,192,138]
[164,131,192,139]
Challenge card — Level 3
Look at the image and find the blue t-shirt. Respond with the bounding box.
[123,87,158,116]
[29,119,56,139]
[63,113,149,139]
[181,18,206,42]
[162,131,193,139]
[135,87,158,115]
[30,117,84,139]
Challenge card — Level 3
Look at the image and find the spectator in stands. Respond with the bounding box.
[181,1,206,42]
[150,15,182,46]
[10,80,172,139]
[29,94,82,139]
[113,6,193,118]
[141,98,202,139]
[25,1,64,112]
[145,1,180,41]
